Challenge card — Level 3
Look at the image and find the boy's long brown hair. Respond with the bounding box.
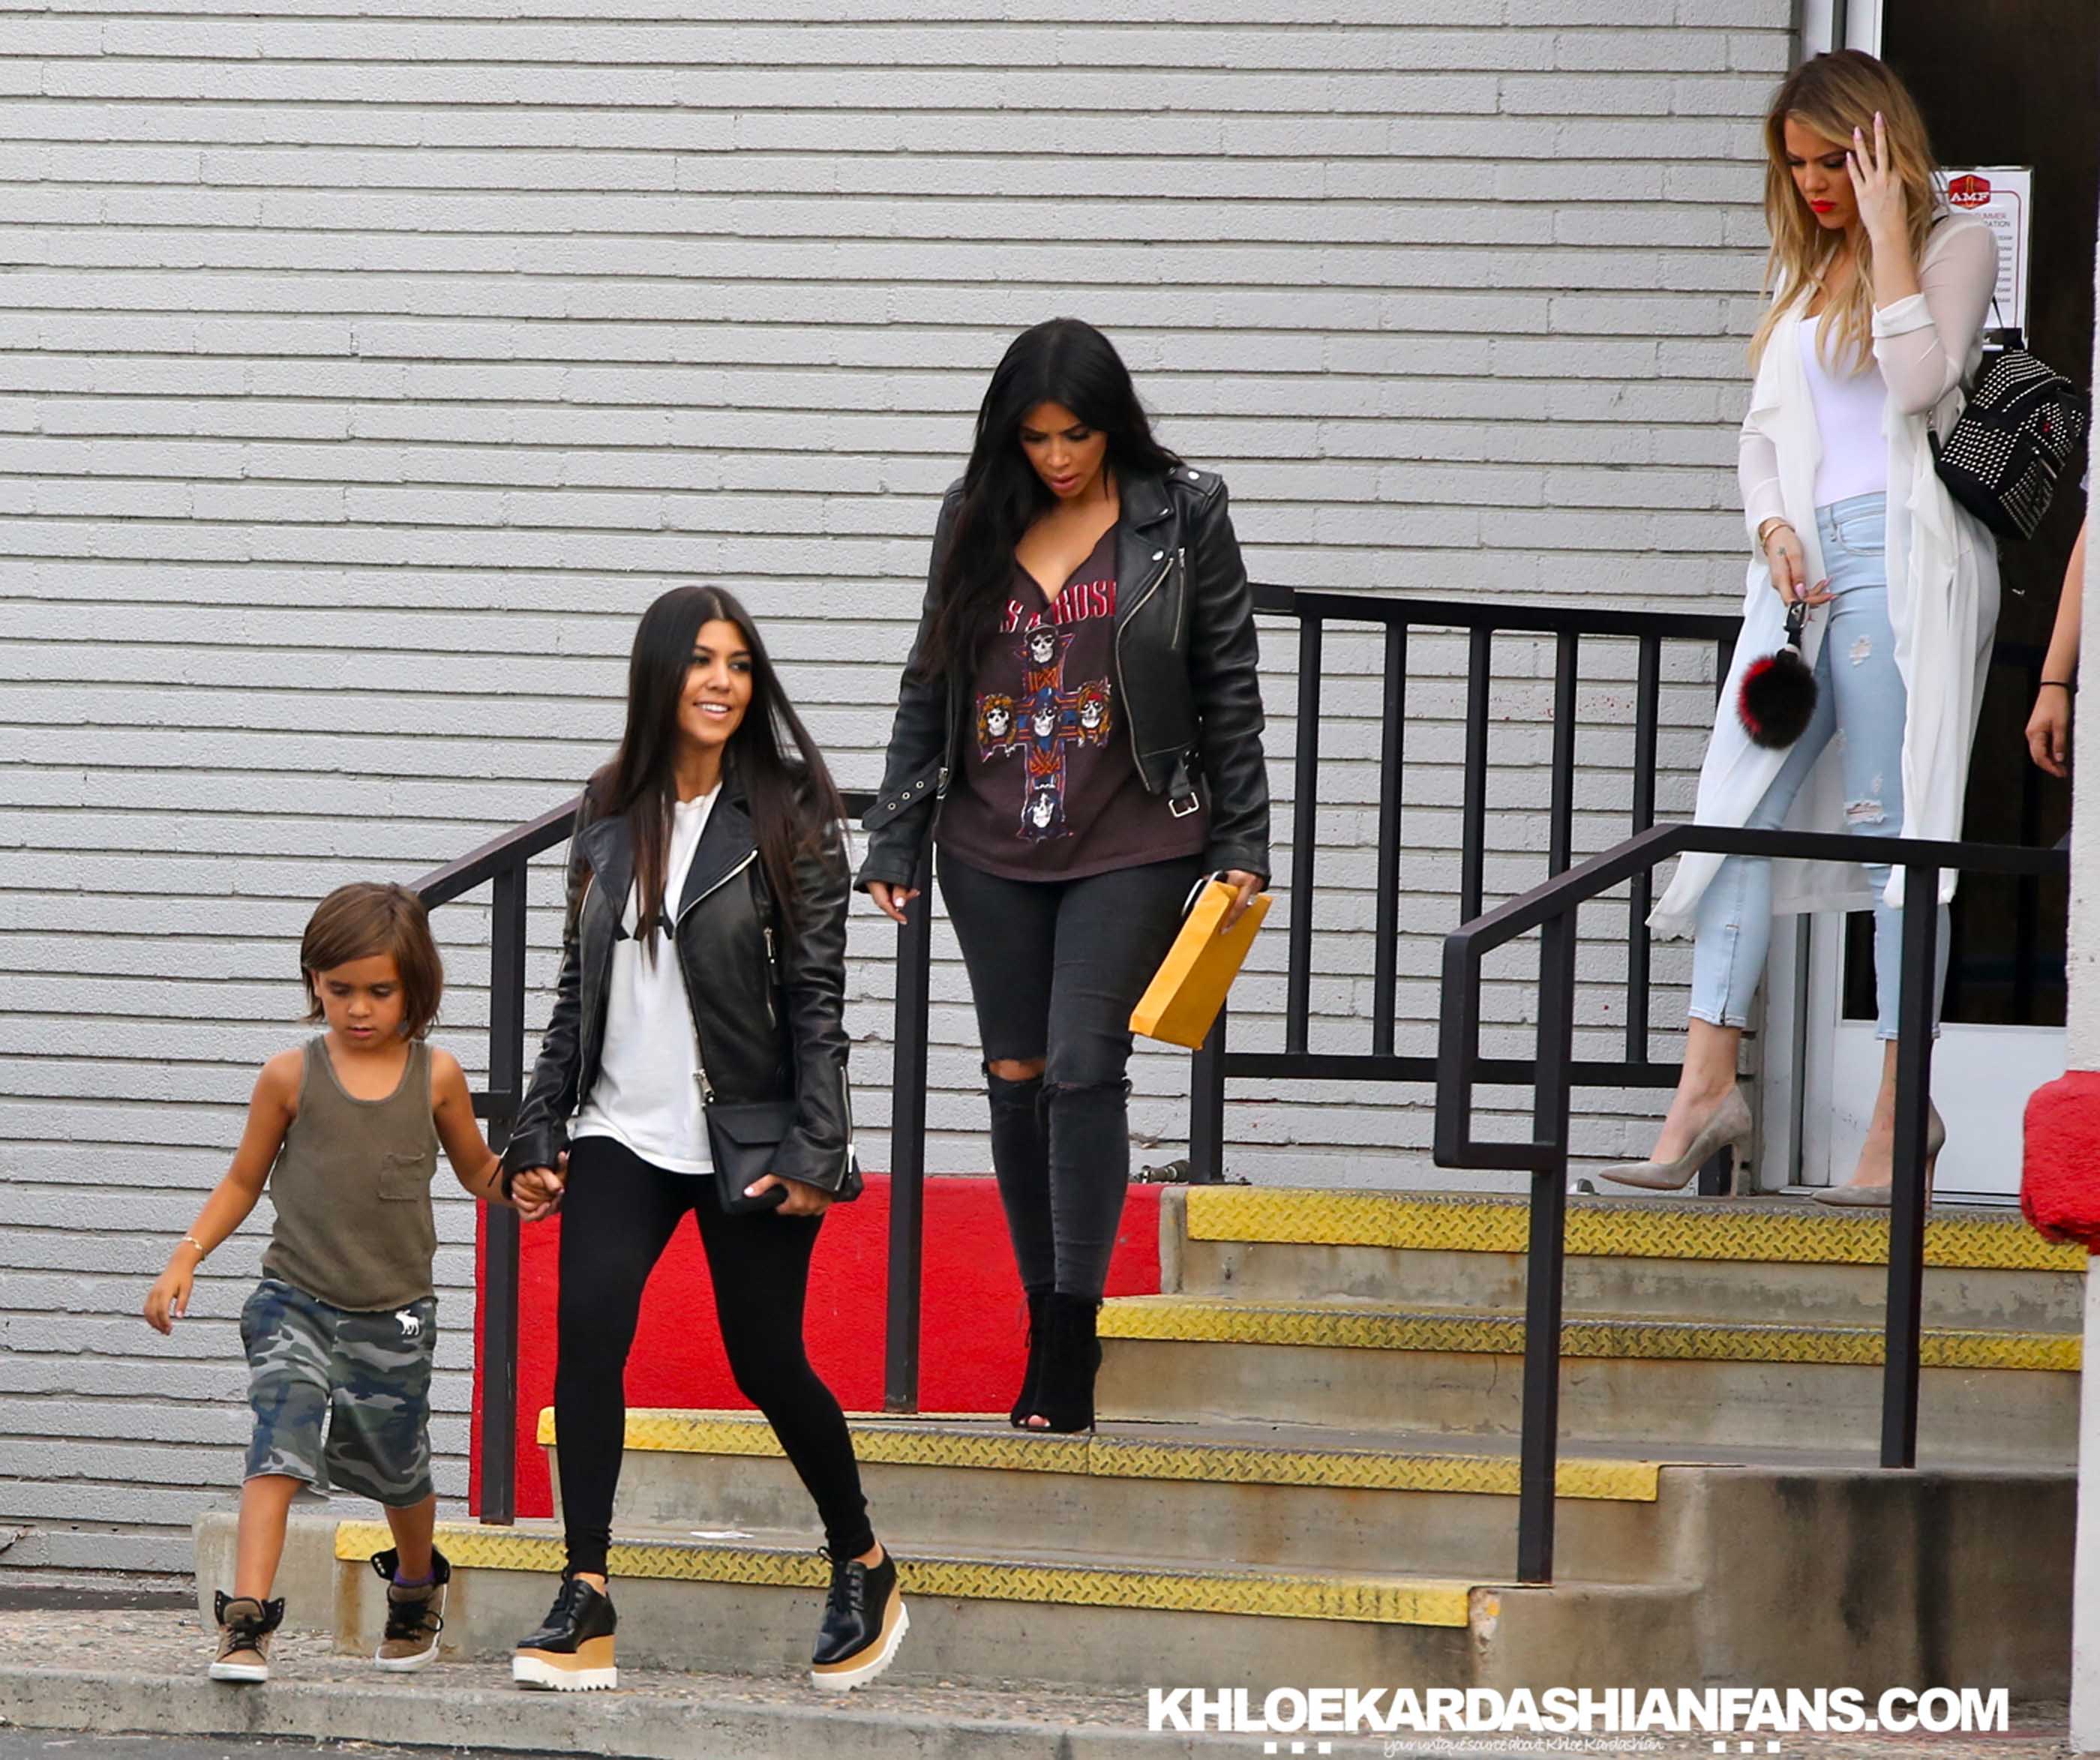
[300,882,444,1039]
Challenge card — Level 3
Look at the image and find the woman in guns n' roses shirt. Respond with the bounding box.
[859,319,1270,1432]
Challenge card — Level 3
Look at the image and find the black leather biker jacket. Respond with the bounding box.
[502,776,859,1197]
[856,465,1270,889]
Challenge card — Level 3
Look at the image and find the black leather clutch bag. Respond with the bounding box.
[706,1099,796,1215]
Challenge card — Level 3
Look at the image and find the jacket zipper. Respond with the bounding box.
[1168,546,1189,649]
[1114,547,1176,776]
[678,850,758,1103]
[762,923,778,1028]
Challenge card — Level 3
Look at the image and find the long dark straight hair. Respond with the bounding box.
[916,318,1181,679]
[591,586,844,952]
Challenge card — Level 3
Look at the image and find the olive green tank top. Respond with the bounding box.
[261,1037,440,1312]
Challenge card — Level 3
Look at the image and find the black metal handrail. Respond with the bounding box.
[1189,584,1742,1172]
[1434,820,2069,1586]
[410,785,934,1525]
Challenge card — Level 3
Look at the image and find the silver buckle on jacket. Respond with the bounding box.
[1169,793,1200,820]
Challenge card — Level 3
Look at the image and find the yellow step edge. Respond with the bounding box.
[1184,1187,2084,1273]
[533,1408,1660,1502]
[1100,1296,2082,1373]
[332,1519,1473,1628]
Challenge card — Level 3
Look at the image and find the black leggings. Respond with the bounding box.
[938,852,1205,1301]
[553,1134,873,1577]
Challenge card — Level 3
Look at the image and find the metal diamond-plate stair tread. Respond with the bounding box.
[1098,1294,2081,1371]
[538,1406,1670,1501]
[1184,1186,2080,1272]
[332,1517,1486,1628]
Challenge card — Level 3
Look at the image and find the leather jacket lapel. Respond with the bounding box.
[1114,471,1174,631]
[576,811,632,928]
[676,791,756,922]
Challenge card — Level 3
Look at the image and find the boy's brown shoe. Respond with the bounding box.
[209,1591,284,1683]
[370,1546,451,1672]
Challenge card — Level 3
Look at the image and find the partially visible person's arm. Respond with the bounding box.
[2027,515,2090,778]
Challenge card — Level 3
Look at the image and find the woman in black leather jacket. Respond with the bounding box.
[860,318,1270,1432]
[502,586,904,1696]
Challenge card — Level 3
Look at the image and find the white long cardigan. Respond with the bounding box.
[1650,214,2000,937]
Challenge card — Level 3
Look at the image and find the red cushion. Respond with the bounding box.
[2021,1070,2100,1249]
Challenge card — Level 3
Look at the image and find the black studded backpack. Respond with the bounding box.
[1930,325,2090,541]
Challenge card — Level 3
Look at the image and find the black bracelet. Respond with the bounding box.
[2040,679,2078,694]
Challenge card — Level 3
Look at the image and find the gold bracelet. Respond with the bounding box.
[182,1234,208,1257]
[1758,518,1794,547]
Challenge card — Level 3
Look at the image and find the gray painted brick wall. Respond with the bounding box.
[0,0,1792,1576]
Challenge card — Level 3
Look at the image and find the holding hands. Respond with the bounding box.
[510,1152,568,1221]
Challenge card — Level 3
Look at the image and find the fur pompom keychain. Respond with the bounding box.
[1737,599,1817,748]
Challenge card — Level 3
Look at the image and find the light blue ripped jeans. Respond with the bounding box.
[1689,491,1948,1041]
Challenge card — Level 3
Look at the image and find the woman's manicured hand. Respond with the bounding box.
[1847,112,1906,245]
[2027,687,2073,778]
[866,880,920,925]
[1218,869,1265,931]
[743,1173,832,1217]
[1762,523,1830,607]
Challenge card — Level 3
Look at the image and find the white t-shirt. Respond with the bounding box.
[572,787,719,1174]
[1799,313,1890,509]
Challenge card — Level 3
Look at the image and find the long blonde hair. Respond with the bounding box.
[1749,51,1940,374]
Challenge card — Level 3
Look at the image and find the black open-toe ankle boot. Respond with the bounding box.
[1006,1289,1051,1429]
[1024,1292,1101,1434]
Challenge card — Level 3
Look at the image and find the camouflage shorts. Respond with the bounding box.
[239,1278,436,1508]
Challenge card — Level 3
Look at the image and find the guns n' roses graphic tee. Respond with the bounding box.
[937,526,1207,881]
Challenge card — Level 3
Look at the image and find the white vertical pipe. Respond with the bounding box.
[2061,214,2100,1755]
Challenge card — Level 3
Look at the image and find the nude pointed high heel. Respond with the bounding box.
[1598,1089,1754,1195]
[1811,1104,1945,1207]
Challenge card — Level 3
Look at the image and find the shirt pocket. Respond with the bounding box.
[379,1150,434,1201]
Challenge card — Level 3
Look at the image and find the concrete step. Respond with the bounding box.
[323,1515,1536,1693]
[1096,1294,2080,1463]
[541,1408,1677,1582]
[1169,1187,2084,1331]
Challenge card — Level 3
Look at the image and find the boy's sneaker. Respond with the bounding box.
[209,1591,284,1684]
[369,1546,451,1672]
[512,1575,617,1692]
[808,1546,908,1693]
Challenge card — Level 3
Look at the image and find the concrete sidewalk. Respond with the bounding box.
[0,1608,1196,1758]
[0,1609,2077,1760]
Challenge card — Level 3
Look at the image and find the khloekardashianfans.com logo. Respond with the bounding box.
[1145,1686,2012,1752]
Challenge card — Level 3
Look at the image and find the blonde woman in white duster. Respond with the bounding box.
[1604,52,1997,1205]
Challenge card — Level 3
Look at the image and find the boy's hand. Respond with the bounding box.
[145,1267,193,1335]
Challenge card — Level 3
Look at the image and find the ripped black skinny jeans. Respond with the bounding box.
[937,851,1206,1300]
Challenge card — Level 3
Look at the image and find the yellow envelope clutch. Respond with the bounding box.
[1130,876,1270,1050]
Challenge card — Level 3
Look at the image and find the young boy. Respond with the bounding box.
[146,882,550,1681]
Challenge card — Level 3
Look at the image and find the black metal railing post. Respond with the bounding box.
[883,844,935,1414]
[1461,628,1492,923]
[1284,617,1323,1056]
[477,858,528,1525]
[1880,862,1940,1469]
[1189,1003,1228,1182]
[1624,634,1660,1062]
[1372,625,1407,1057]
[1516,907,1578,1584]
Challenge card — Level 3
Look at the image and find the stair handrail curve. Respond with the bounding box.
[1433,818,2069,1585]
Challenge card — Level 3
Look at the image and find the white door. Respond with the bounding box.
[1797,913,2064,1204]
